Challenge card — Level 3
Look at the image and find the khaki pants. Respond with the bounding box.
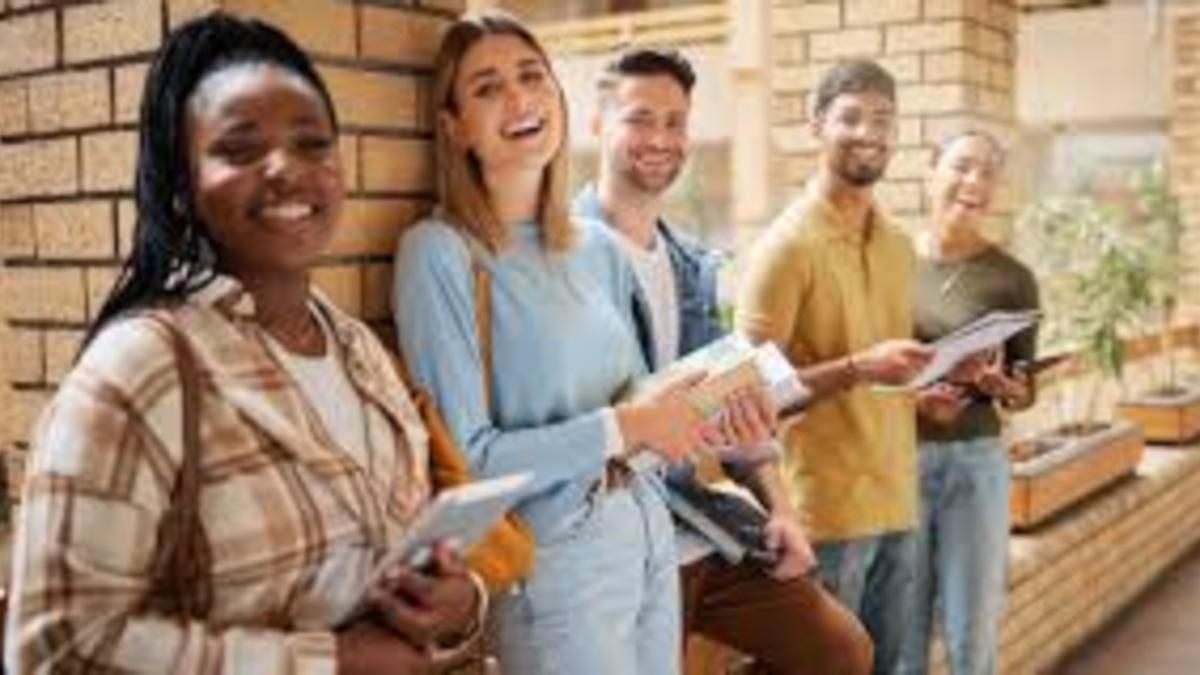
[682,555,874,675]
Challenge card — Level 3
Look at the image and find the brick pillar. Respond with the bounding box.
[768,0,1017,236]
[0,0,460,502]
[1171,7,1200,323]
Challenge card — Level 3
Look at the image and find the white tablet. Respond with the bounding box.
[357,471,533,599]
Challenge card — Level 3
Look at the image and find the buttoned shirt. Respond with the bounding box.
[7,276,431,674]
[736,189,918,541]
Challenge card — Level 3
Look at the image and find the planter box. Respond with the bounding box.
[1010,420,1144,530]
[1118,387,1200,444]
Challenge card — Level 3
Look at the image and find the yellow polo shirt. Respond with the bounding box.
[735,191,917,542]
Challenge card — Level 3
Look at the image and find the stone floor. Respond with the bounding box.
[1056,542,1200,674]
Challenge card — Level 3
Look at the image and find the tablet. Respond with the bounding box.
[357,472,533,599]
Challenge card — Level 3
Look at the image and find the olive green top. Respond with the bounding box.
[914,245,1040,442]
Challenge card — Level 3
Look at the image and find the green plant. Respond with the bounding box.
[1017,196,1155,428]
[1131,161,1187,393]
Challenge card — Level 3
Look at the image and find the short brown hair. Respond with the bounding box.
[597,46,696,100]
[813,59,896,117]
[431,12,573,253]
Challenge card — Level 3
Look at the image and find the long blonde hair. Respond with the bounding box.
[431,12,573,253]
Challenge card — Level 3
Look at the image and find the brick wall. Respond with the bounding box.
[769,0,1017,236]
[0,0,461,500]
[1171,7,1200,324]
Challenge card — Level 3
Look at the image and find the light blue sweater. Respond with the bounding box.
[392,216,648,539]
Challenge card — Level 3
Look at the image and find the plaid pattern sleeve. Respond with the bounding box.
[6,281,430,674]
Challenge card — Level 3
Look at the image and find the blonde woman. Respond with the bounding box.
[392,13,715,675]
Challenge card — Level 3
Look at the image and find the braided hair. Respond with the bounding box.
[86,12,338,344]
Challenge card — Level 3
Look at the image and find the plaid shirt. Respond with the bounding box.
[6,277,431,674]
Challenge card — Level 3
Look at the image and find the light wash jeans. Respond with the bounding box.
[900,436,1010,675]
[816,529,918,675]
[494,472,681,675]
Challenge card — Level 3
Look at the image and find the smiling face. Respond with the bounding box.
[598,73,690,197]
[812,89,896,189]
[187,62,343,281]
[928,133,1002,230]
[442,33,565,180]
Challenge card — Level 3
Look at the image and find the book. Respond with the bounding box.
[625,333,812,422]
[895,310,1041,391]
[663,474,778,568]
[344,471,533,622]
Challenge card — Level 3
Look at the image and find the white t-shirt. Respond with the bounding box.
[615,229,680,366]
[265,309,370,469]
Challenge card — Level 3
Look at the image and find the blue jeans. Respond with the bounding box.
[816,530,917,675]
[900,437,1010,675]
[494,472,680,675]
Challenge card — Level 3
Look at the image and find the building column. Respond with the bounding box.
[767,0,1018,237]
[1170,6,1200,322]
[0,0,460,503]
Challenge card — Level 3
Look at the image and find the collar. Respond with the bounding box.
[800,183,886,246]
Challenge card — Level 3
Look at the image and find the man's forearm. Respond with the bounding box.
[740,462,798,519]
[797,354,860,401]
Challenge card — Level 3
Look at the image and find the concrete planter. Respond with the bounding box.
[1118,386,1200,444]
[1010,419,1145,530]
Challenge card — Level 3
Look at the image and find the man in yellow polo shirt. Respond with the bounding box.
[736,59,933,675]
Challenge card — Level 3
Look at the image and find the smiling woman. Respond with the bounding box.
[392,12,717,675]
[4,13,483,675]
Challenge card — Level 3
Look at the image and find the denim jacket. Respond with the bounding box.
[573,184,725,370]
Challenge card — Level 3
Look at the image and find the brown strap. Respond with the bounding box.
[143,316,213,619]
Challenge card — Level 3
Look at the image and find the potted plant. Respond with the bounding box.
[1117,163,1200,442]
[1008,196,1149,529]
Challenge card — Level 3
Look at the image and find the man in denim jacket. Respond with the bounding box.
[574,47,872,674]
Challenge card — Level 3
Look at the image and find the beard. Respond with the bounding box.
[832,144,889,187]
[619,153,684,196]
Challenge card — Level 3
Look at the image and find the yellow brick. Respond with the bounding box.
[810,28,882,61]
[771,125,818,154]
[899,83,969,114]
[225,0,356,59]
[2,329,43,385]
[64,0,162,65]
[898,117,922,145]
[312,264,363,317]
[86,266,121,320]
[772,64,822,93]
[924,0,990,22]
[361,7,447,66]
[361,262,394,322]
[81,131,137,193]
[923,51,991,85]
[772,5,841,34]
[117,199,137,256]
[0,11,56,77]
[877,54,921,83]
[44,330,84,385]
[0,138,78,200]
[887,146,933,180]
[321,66,421,131]
[0,79,29,137]
[5,267,88,322]
[875,180,922,213]
[340,133,357,190]
[419,0,466,13]
[846,0,919,26]
[0,205,36,258]
[773,34,808,65]
[115,62,151,124]
[886,21,969,55]
[329,198,422,257]
[2,389,51,448]
[28,68,111,133]
[166,0,220,29]
[772,93,809,123]
[971,25,1010,61]
[34,201,115,260]
[361,137,434,194]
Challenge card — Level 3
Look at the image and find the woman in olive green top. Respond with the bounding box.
[902,131,1039,675]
